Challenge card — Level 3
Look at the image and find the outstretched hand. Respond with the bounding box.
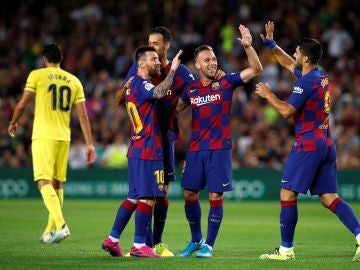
[170,50,183,71]
[237,24,252,48]
[260,21,275,42]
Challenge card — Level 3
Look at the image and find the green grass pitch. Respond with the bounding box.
[1,199,359,269]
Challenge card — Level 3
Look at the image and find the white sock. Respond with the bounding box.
[109,236,119,242]
[134,243,145,248]
[279,246,293,252]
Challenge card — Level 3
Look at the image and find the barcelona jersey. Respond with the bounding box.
[126,75,163,160]
[123,62,194,140]
[287,67,333,152]
[181,72,244,151]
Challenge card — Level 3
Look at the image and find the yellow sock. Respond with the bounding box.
[43,189,64,234]
[55,189,64,207]
[40,184,65,231]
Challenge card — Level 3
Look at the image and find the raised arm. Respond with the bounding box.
[237,24,263,83]
[153,50,183,99]
[260,21,296,73]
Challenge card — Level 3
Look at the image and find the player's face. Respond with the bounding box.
[145,51,161,77]
[293,46,303,70]
[148,33,167,61]
[195,50,217,79]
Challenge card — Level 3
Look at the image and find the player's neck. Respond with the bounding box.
[301,64,317,76]
[200,76,212,87]
[137,68,150,80]
[161,56,169,68]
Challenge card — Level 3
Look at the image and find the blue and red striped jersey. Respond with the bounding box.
[122,62,194,140]
[287,67,334,152]
[181,72,244,152]
[125,75,163,160]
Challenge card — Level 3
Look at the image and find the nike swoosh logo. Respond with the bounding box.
[281,180,288,183]
[167,172,174,176]
[222,182,231,187]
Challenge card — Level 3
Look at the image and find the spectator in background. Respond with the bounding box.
[100,132,128,169]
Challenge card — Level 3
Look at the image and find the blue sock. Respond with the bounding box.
[280,200,298,248]
[134,202,153,244]
[329,198,360,236]
[184,199,202,243]
[152,198,168,245]
[206,199,223,247]
[110,199,137,239]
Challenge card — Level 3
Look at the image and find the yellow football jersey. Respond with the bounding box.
[25,67,85,141]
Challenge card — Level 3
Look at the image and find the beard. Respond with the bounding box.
[295,61,303,71]
[149,68,161,78]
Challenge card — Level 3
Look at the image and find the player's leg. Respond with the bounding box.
[102,158,139,257]
[50,141,70,243]
[33,140,67,243]
[196,149,232,258]
[152,139,174,256]
[129,159,163,258]
[316,146,360,261]
[178,152,205,257]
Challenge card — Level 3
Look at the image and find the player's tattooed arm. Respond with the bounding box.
[153,69,175,99]
[153,50,182,99]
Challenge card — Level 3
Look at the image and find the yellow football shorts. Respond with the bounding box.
[32,140,70,182]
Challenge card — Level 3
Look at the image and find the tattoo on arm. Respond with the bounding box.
[153,70,175,98]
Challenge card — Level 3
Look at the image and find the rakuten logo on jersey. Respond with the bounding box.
[190,93,221,106]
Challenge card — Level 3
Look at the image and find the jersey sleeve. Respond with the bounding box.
[287,78,309,110]
[24,71,37,93]
[177,64,195,84]
[227,72,244,87]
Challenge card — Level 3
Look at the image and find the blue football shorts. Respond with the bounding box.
[282,145,338,195]
[162,139,176,184]
[127,158,165,199]
[181,149,233,193]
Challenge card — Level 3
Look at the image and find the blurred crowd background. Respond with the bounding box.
[0,0,359,170]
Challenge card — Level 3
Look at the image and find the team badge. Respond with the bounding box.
[144,82,154,91]
[211,82,221,91]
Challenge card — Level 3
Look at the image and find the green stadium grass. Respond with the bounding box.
[1,199,359,269]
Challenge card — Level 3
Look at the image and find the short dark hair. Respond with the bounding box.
[150,26,172,43]
[194,45,213,61]
[135,46,157,63]
[41,43,63,63]
[297,38,323,64]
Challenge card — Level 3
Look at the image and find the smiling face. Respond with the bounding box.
[139,51,161,77]
[148,33,170,63]
[195,49,218,80]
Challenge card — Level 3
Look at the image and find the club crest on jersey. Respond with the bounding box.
[211,82,221,91]
[144,82,154,91]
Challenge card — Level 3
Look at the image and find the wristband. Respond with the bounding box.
[263,38,276,49]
